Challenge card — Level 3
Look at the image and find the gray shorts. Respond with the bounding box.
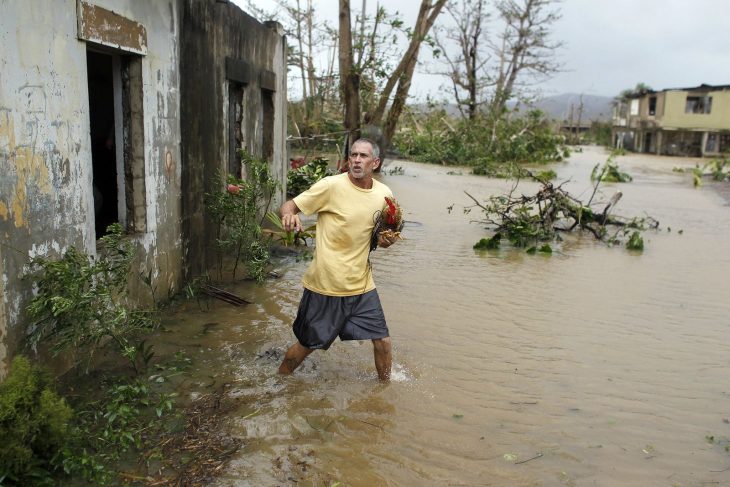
[293,288,389,350]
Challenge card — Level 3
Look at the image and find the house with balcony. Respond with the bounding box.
[612,84,730,157]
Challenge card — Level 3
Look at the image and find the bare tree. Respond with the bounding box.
[434,0,492,120]
[246,0,331,132]
[488,0,563,116]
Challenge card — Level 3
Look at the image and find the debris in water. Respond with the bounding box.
[200,284,251,306]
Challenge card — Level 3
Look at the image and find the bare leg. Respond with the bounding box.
[278,342,314,375]
[372,337,392,381]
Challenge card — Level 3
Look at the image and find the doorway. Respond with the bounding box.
[86,50,119,238]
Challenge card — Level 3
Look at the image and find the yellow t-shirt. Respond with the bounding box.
[294,173,393,296]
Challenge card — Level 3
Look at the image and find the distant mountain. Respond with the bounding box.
[411,93,614,123]
[519,93,614,122]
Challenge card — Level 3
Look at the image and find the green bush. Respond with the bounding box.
[205,151,280,281]
[0,355,72,485]
[286,156,334,197]
[25,224,158,372]
[393,109,568,171]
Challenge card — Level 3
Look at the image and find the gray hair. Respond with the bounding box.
[351,138,380,159]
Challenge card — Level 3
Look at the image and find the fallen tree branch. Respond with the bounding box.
[464,172,658,250]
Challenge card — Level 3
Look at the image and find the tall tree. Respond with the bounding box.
[339,0,362,141]
[339,0,447,148]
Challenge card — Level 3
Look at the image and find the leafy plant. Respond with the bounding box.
[534,169,557,182]
[25,223,158,372]
[590,153,632,183]
[0,356,72,485]
[205,151,280,282]
[691,156,729,187]
[692,165,703,187]
[626,231,644,250]
[473,233,501,250]
[263,211,316,247]
[55,350,191,484]
[286,156,334,197]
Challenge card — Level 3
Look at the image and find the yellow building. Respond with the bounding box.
[612,84,730,157]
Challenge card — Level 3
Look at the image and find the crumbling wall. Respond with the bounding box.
[0,1,183,377]
[180,0,287,277]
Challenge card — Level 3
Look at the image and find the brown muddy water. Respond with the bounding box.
[156,145,730,486]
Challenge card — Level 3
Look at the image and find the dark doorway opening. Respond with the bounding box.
[87,50,118,238]
[644,132,653,153]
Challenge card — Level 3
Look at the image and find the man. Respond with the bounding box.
[278,138,399,381]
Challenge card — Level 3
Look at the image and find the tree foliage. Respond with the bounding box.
[394,107,568,172]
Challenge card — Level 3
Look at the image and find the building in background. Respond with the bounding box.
[0,0,287,377]
[612,84,730,157]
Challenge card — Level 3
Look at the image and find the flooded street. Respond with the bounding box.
[157,145,730,486]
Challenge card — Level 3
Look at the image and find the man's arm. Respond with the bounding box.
[280,199,303,232]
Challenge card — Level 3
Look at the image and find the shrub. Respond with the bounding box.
[25,224,158,372]
[286,156,334,197]
[205,151,280,281]
[0,356,72,485]
[393,109,568,170]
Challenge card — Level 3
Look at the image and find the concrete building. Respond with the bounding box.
[0,0,287,377]
[612,84,730,157]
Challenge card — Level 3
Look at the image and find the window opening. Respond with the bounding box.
[648,96,657,116]
[685,95,712,114]
[228,83,245,176]
[261,89,274,162]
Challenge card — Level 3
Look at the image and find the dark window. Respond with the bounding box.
[229,83,245,176]
[261,89,274,162]
[648,96,657,116]
[685,95,712,114]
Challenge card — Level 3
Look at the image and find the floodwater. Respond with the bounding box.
[158,145,730,486]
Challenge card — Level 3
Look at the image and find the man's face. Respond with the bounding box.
[348,141,380,180]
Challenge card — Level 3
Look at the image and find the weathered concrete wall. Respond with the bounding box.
[180,0,287,276]
[0,1,182,377]
[661,90,730,130]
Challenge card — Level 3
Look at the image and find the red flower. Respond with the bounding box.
[290,157,307,169]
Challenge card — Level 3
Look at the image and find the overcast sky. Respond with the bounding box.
[236,0,730,99]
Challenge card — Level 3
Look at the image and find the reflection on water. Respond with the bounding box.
[158,146,730,486]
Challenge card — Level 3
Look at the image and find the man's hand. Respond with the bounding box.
[281,213,302,232]
[280,200,302,232]
[377,231,399,248]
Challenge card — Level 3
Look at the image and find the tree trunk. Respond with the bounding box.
[339,0,361,141]
[367,0,447,128]
[296,0,309,125]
